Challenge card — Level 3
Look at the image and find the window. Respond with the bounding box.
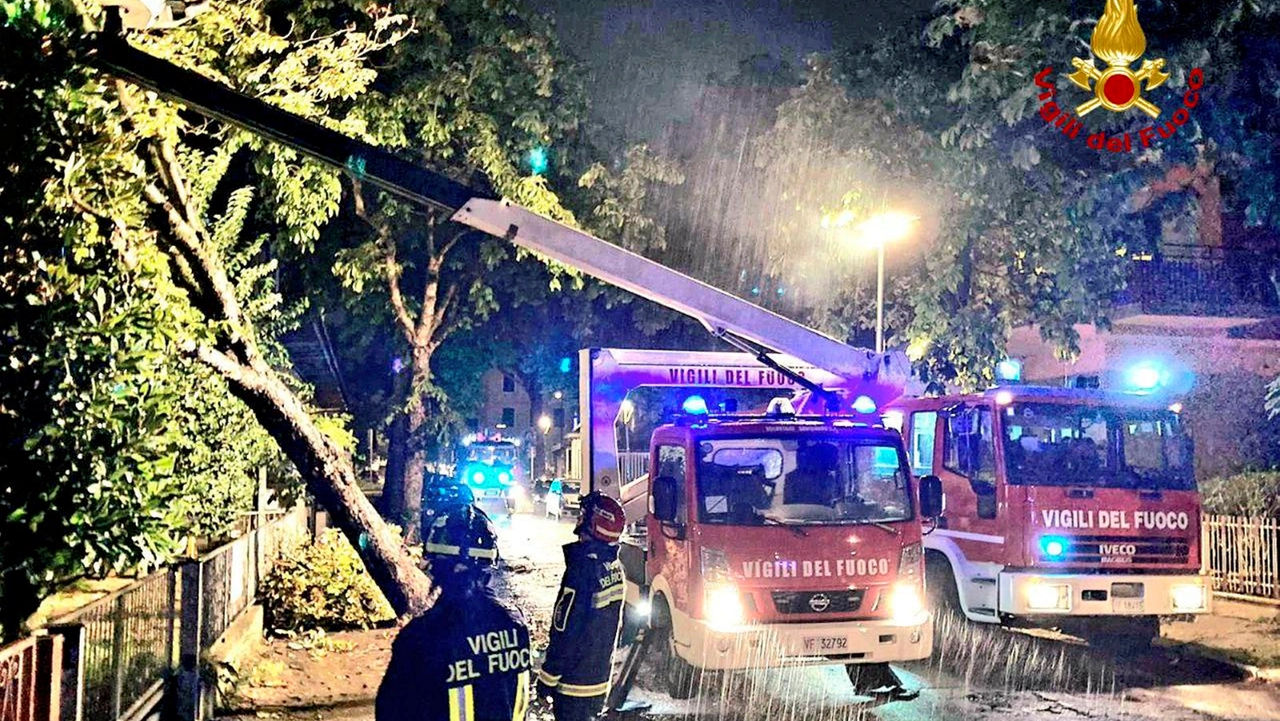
[909,411,938,476]
[655,445,687,522]
[501,407,516,427]
[944,408,996,483]
[694,437,912,526]
[502,373,516,393]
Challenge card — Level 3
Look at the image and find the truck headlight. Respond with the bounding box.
[1025,582,1071,611]
[1171,583,1206,611]
[498,471,512,484]
[888,582,925,624]
[705,584,745,629]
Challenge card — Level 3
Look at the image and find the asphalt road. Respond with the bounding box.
[501,512,1280,721]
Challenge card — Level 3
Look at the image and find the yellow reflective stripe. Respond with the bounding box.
[425,543,498,560]
[513,670,529,721]
[593,584,625,608]
[558,680,610,698]
[537,669,561,686]
[449,685,471,721]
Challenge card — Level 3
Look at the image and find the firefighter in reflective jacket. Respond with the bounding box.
[377,506,533,721]
[536,492,627,721]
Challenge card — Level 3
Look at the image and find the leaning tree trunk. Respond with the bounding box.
[379,370,410,517]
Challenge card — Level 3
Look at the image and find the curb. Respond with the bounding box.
[1169,642,1280,683]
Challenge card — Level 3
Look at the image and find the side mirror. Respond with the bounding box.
[919,475,944,518]
[653,475,679,523]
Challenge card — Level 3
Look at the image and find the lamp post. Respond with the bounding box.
[825,210,919,353]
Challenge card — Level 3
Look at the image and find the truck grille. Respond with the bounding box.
[771,590,864,614]
[1050,535,1190,564]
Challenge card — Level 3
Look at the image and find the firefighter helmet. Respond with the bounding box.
[575,491,626,544]
[425,505,499,567]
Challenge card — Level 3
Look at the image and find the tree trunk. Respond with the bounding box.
[381,412,408,516]
[207,351,434,615]
[399,349,434,541]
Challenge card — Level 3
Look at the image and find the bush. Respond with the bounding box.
[261,529,395,631]
[1201,471,1280,517]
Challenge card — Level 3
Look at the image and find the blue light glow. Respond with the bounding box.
[682,395,709,415]
[471,471,485,484]
[498,471,511,484]
[528,146,549,175]
[559,357,572,374]
[1040,535,1069,560]
[852,395,877,414]
[1125,362,1164,393]
[996,358,1023,382]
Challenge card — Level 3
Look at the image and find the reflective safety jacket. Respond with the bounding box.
[376,587,533,721]
[537,540,625,699]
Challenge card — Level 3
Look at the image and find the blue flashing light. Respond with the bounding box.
[996,358,1023,382]
[852,395,878,414]
[498,471,512,484]
[559,357,572,374]
[528,146,549,175]
[471,471,485,484]
[682,395,709,415]
[1040,535,1069,560]
[1125,362,1165,393]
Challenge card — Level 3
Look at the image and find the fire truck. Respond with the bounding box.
[82,3,941,703]
[889,372,1209,648]
[456,436,526,520]
[580,349,943,699]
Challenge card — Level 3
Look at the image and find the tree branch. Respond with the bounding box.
[352,183,416,344]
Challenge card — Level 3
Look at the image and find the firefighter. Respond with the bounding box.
[536,491,627,721]
[376,505,533,721]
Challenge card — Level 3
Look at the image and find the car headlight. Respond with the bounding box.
[1171,583,1206,611]
[1025,582,1071,611]
[888,582,925,624]
[705,584,745,629]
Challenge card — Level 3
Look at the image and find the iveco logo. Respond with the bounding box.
[808,594,832,612]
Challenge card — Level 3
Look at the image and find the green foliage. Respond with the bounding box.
[260,529,395,631]
[1202,471,1280,517]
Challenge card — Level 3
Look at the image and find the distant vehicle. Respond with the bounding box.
[457,438,525,523]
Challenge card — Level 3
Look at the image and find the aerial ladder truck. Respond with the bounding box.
[73,0,944,705]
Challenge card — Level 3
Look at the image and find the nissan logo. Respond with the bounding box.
[808,593,832,612]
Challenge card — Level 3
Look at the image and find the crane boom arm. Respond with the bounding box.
[88,21,908,388]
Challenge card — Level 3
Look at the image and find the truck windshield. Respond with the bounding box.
[1001,403,1194,490]
[694,437,913,526]
[466,443,517,465]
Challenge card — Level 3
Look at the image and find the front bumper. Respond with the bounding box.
[675,613,933,671]
[999,571,1212,617]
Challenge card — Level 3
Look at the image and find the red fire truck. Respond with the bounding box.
[580,350,942,699]
[889,382,1208,647]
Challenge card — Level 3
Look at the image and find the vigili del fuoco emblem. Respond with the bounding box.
[1067,0,1170,117]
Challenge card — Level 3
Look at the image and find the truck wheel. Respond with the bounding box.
[846,663,900,695]
[925,553,961,617]
[652,600,699,699]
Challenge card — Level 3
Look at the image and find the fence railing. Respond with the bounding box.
[0,633,63,721]
[1203,514,1280,600]
[617,452,648,485]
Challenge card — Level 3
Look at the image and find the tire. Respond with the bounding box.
[846,663,900,695]
[925,553,962,617]
[651,599,699,699]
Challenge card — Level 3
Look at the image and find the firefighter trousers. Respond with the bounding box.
[552,693,606,721]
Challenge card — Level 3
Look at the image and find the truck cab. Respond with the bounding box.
[623,399,940,697]
[891,386,1208,645]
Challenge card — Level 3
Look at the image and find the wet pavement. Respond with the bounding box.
[501,513,1280,721]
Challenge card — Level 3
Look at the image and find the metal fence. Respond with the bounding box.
[1203,514,1280,600]
[617,452,649,485]
[198,507,308,655]
[51,569,175,721]
[0,633,63,721]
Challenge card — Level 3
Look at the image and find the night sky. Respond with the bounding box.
[528,0,937,140]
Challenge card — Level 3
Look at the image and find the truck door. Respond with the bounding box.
[938,405,1005,548]
[648,442,693,612]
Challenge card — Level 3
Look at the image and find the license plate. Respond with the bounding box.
[802,636,848,653]
[478,489,503,498]
[1113,598,1144,614]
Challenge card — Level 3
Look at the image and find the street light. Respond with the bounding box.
[619,399,635,452]
[824,209,919,353]
[537,414,552,433]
